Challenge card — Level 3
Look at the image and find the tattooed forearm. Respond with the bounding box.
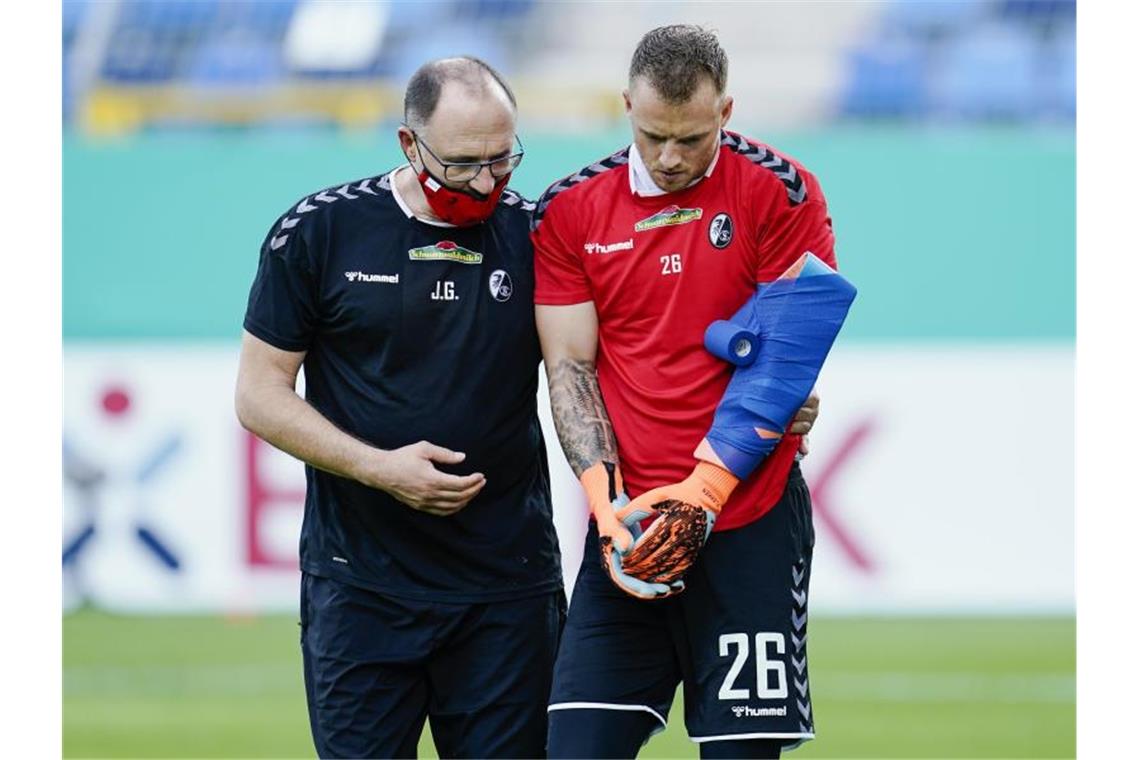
[547,358,619,477]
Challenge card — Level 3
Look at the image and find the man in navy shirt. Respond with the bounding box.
[235,56,562,758]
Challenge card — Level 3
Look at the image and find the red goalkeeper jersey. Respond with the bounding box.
[532,130,838,531]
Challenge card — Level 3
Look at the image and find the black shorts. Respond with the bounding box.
[300,572,566,758]
[548,466,816,750]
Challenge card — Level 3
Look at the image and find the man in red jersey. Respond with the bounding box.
[533,25,835,758]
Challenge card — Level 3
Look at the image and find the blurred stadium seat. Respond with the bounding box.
[63,0,91,120]
[929,22,1040,121]
[881,0,992,39]
[1001,0,1076,30]
[1040,33,1076,119]
[840,36,928,119]
[839,0,1075,122]
[187,31,283,86]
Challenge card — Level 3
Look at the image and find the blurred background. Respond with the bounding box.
[62,0,1075,757]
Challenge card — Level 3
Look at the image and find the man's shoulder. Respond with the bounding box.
[496,186,537,226]
[531,146,631,231]
[719,131,823,207]
[264,173,400,247]
[291,172,399,216]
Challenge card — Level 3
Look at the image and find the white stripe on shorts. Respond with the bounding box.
[547,701,667,728]
[690,731,815,744]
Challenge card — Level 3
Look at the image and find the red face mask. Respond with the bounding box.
[416,167,510,226]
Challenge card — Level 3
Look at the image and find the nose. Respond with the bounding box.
[658,141,683,170]
[468,165,496,196]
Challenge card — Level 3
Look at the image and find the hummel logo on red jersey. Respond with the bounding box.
[345,271,399,284]
[584,239,633,255]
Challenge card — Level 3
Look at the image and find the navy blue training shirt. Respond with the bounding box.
[243,169,562,603]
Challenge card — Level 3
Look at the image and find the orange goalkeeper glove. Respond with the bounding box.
[580,462,683,600]
[618,462,739,590]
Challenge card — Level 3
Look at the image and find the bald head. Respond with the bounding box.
[404,56,517,131]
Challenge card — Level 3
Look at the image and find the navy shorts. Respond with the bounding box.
[300,573,566,758]
[548,465,816,751]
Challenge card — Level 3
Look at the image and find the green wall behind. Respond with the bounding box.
[64,126,1073,342]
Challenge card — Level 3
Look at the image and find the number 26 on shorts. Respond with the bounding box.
[717,632,788,700]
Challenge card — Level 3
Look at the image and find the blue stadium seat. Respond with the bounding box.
[102,0,296,83]
[63,0,91,45]
[63,0,90,118]
[1038,31,1075,118]
[1000,0,1075,26]
[928,22,1039,120]
[246,0,298,31]
[881,0,993,38]
[455,0,535,21]
[63,49,74,123]
[378,27,511,81]
[377,0,527,69]
[840,37,928,119]
[187,33,283,86]
[117,0,218,30]
[367,2,512,80]
[100,1,213,82]
[101,24,182,82]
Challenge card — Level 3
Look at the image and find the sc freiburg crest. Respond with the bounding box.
[489,269,513,302]
[709,213,734,249]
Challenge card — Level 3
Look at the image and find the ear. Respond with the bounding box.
[397,125,418,164]
[719,95,734,128]
[622,89,632,115]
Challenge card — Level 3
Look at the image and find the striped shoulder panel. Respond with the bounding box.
[266,175,388,251]
[721,132,808,206]
[500,188,536,213]
[531,147,631,231]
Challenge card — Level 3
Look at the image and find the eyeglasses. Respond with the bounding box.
[413,132,525,183]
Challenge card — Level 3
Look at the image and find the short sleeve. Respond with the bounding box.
[531,193,593,305]
[242,215,319,351]
[755,176,838,283]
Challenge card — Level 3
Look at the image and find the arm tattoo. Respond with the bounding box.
[548,358,619,477]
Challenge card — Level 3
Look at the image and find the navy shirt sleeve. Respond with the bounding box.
[243,210,320,351]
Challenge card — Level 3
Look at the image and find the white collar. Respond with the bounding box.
[627,140,720,197]
[389,166,457,228]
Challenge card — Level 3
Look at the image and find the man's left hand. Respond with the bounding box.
[788,390,819,436]
[615,462,738,591]
[789,390,819,457]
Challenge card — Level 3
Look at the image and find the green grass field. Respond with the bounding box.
[63,612,1074,759]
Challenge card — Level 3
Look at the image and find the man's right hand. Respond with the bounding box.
[581,462,682,600]
[362,441,486,516]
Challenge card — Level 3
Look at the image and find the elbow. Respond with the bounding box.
[233,383,259,434]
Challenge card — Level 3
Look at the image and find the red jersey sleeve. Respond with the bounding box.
[532,193,593,305]
[754,172,838,283]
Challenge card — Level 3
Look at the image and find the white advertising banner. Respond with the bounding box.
[63,343,1073,614]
